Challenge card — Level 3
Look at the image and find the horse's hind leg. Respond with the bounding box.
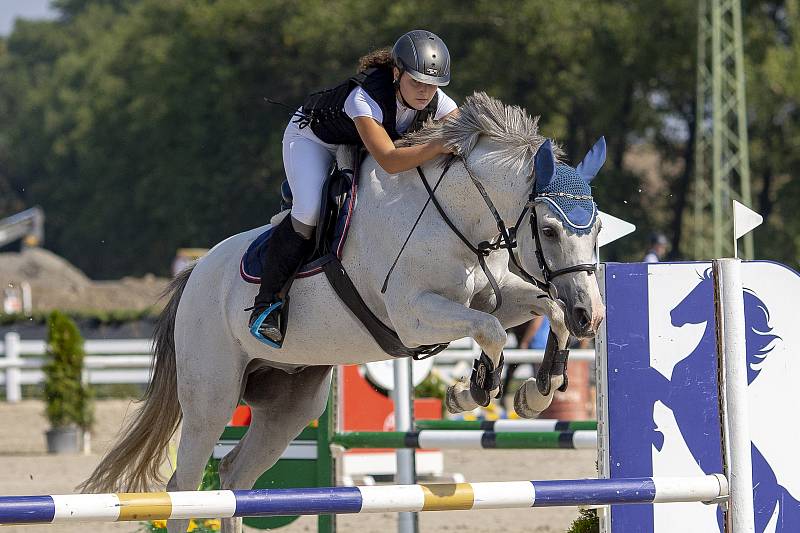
[216,365,333,533]
[165,356,245,533]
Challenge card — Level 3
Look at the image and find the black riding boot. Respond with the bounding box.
[249,215,313,345]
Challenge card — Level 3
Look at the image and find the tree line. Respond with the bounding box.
[0,0,797,278]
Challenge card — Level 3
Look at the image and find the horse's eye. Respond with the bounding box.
[541,227,557,238]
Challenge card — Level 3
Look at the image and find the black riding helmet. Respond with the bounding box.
[392,30,451,86]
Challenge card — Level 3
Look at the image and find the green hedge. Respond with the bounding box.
[42,311,94,430]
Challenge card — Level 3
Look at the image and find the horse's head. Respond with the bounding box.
[515,138,607,338]
[670,269,715,327]
[403,93,606,338]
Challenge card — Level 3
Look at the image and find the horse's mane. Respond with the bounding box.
[696,268,780,383]
[399,91,562,176]
[743,289,780,382]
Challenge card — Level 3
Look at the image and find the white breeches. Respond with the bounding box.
[282,120,338,227]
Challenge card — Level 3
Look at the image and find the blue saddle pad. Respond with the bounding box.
[240,191,355,283]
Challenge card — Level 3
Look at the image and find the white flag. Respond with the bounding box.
[733,200,763,240]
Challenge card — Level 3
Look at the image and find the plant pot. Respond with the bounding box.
[45,426,80,454]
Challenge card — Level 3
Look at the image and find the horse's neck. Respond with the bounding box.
[405,159,529,245]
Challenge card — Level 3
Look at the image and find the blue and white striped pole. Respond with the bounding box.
[0,475,728,524]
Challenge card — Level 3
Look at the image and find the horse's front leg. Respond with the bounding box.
[482,273,572,418]
[392,291,507,413]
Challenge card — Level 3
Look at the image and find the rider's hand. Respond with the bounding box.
[434,140,455,155]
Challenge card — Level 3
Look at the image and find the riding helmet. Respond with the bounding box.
[392,30,451,86]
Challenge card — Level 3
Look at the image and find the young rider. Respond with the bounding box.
[250,29,459,346]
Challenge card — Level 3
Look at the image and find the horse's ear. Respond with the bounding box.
[534,139,555,188]
[576,136,606,182]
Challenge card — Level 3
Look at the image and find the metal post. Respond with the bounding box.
[692,0,753,260]
[731,1,753,259]
[5,333,21,403]
[713,259,755,532]
[393,358,418,533]
[317,367,337,533]
[711,0,723,258]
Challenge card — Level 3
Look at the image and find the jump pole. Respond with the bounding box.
[415,419,597,432]
[332,430,597,450]
[0,475,728,525]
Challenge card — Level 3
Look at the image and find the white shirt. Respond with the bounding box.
[343,86,457,134]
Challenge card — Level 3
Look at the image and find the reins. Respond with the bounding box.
[381,156,597,311]
[380,158,456,295]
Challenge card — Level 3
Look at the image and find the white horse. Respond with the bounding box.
[80,93,606,533]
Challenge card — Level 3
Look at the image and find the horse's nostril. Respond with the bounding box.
[573,306,591,329]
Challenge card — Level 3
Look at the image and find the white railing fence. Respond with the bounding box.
[0,332,594,403]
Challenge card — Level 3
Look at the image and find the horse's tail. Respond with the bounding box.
[78,265,194,493]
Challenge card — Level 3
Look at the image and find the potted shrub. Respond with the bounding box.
[42,311,93,453]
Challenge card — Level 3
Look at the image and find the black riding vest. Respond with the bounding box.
[301,67,438,145]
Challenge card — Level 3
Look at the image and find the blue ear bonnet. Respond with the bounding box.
[535,165,596,234]
[533,137,605,235]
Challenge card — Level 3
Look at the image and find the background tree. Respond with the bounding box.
[0,0,797,277]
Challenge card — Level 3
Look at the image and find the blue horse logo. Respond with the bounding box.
[653,268,798,531]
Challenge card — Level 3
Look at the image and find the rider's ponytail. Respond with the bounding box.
[357,46,394,72]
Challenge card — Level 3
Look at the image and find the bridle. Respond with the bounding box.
[381,156,597,313]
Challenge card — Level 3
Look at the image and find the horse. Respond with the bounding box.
[79,93,606,533]
[644,268,799,531]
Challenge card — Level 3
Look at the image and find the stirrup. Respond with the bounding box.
[249,301,284,348]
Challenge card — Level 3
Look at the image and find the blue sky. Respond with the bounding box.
[0,0,57,36]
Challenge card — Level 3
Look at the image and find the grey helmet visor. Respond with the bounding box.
[403,67,450,86]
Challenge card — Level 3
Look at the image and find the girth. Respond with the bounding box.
[322,255,449,360]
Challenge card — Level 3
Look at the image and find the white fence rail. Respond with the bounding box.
[0,332,594,403]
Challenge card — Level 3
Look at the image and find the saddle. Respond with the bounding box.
[241,147,448,360]
[240,157,356,282]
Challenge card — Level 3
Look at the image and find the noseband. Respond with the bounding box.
[412,157,597,307]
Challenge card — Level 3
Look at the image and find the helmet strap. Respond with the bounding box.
[394,71,416,109]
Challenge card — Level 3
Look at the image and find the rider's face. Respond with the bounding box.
[395,69,438,110]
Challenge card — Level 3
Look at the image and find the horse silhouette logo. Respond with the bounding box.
[653,268,799,531]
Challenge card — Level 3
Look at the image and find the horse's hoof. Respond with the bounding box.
[445,386,462,414]
[445,378,468,414]
[513,377,560,419]
[513,381,542,419]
